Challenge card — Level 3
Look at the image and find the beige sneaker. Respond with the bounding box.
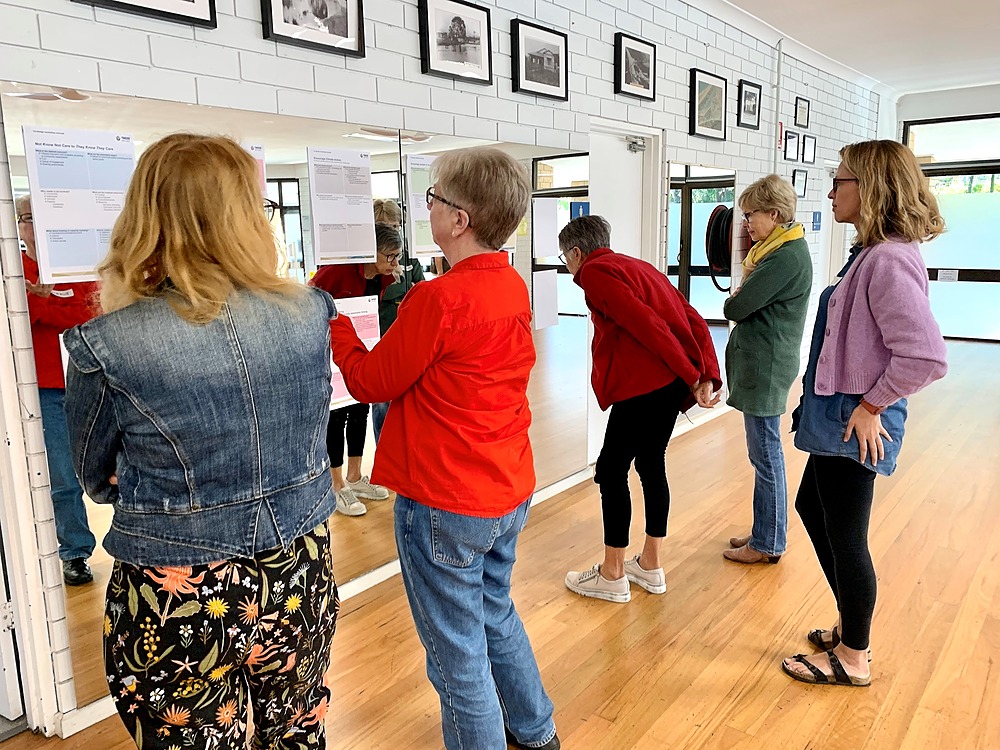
[347,475,390,501]
[336,487,367,516]
[623,555,666,594]
[564,564,630,603]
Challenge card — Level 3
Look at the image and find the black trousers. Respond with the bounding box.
[326,402,370,469]
[595,379,688,548]
[795,454,878,650]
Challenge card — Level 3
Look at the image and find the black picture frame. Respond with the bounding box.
[511,20,569,101]
[689,68,727,140]
[71,0,216,27]
[794,96,811,129]
[792,169,808,198]
[737,79,762,130]
[784,129,800,161]
[614,32,657,102]
[801,134,817,164]
[261,0,365,57]
[418,0,493,85]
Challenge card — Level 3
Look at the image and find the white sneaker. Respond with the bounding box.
[335,487,367,516]
[347,475,389,501]
[624,555,666,594]
[564,564,630,603]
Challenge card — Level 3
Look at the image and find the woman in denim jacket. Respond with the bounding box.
[782,140,947,688]
[63,134,339,749]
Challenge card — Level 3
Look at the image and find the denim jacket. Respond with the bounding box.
[63,288,338,566]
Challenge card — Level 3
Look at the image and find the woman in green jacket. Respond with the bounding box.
[723,174,812,564]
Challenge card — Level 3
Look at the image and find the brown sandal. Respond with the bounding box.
[782,650,871,688]
[807,626,872,662]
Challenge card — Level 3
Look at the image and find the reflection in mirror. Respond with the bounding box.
[398,134,589,491]
[666,162,737,416]
[0,81,406,709]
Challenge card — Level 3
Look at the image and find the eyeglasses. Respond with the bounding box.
[425,187,472,228]
[831,178,859,193]
[741,210,762,222]
[264,199,279,221]
[17,213,32,225]
[380,250,402,263]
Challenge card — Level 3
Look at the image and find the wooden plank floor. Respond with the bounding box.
[10,340,998,749]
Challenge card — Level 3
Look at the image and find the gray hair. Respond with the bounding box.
[558,214,611,256]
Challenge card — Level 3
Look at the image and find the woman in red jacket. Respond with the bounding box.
[16,194,99,585]
[561,215,722,603]
[328,148,559,750]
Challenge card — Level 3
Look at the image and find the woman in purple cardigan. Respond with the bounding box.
[782,141,947,688]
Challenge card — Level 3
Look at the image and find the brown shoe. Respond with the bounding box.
[729,534,751,548]
[723,543,781,564]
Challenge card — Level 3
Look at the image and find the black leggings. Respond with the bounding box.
[326,402,370,469]
[595,379,688,548]
[795,454,877,650]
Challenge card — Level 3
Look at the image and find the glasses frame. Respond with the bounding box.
[264,199,279,221]
[425,187,472,228]
[831,178,859,193]
[379,249,402,263]
[16,213,32,225]
[741,209,762,222]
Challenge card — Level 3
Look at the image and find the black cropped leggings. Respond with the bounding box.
[594,379,688,548]
[326,402,370,469]
[795,454,878,650]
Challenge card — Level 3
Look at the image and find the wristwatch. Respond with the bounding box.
[860,399,885,415]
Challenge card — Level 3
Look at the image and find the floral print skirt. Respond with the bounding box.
[104,524,339,750]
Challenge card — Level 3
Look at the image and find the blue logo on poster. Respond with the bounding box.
[571,201,590,219]
[812,211,821,231]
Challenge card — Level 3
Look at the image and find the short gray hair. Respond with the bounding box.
[738,174,797,223]
[14,193,31,216]
[558,215,611,256]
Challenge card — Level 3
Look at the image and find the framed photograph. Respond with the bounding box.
[784,129,800,161]
[737,79,762,130]
[689,68,727,140]
[614,33,656,101]
[72,0,216,27]
[511,20,568,101]
[418,0,493,85]
[801,134,817,164]
[261,0,364,57]
[792,169,808,198]
[794,96,811,128]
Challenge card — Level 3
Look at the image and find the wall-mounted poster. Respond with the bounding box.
[72,0,216,28]
[405,154,441,259]
[792,169,808,198]
[22,126,136,283]
[511,19,569,101]
[306,147,377,266]
[418,0,493,85]
[261,0,365,57]
[689,68,728,140]
[784,130,800,161]
[794,96,811,128]
[801,134,817,164]
[614,33,657,101]
[737,79,762,130]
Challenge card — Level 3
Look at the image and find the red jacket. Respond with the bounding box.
[576,248,722,411]
[310,263,393,299]
[23,253,99,389]
[329,252,535,517]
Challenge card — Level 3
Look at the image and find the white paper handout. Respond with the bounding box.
[22,126,136,283]
[307,147,377,266]
[330,295,381,410]
[405,154,441,259]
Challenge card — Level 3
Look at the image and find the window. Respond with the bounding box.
[533,154,588,192]
[903,114,1000,166]
[266,178,304,281]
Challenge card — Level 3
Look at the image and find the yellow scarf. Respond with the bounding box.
[742,222,804,273]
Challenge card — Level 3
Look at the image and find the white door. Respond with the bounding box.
[585,125,661,464]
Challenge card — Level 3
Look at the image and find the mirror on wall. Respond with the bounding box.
[0,82,589,711]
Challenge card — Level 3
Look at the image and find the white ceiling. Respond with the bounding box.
[725,0,1000,95]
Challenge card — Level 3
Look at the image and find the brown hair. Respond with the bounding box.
[738,174,797,223]
[98,134,301,323]
[432,147,530,249]
[839,140,945,247]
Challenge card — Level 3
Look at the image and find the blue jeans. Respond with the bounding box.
[371,400,389,445]
[39,388,96,561]
[744,413,787,556]
[394,494,556,750]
